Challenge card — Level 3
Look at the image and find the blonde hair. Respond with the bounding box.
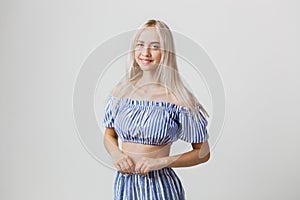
[111,19,209,119]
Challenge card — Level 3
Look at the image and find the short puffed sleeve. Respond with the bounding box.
[103,95,115,128]
[176,106,209,143]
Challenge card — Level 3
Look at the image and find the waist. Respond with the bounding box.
[121,141,171,163]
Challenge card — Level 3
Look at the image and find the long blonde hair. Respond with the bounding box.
[111,19,209,119]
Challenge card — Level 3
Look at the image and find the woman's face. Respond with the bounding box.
[134,27,162,71]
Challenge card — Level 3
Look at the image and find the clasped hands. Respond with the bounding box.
[112,151,167,176]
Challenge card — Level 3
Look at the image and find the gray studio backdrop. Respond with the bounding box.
[1,0,299,200]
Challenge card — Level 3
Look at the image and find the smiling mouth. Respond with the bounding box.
[139,58,153,65]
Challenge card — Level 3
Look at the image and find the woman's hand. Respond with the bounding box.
[112,151,135,175]
[134,157,167,176]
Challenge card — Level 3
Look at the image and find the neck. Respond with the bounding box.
[136,71,159,86]
[133,71,166,96]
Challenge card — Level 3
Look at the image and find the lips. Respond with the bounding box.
[139,58,153,65]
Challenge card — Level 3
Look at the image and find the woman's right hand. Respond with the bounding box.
[112,151,135,175]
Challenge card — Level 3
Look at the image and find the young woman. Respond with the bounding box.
[103,19,210,200]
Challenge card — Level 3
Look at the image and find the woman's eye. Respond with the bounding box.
[135,43,160,49]
[151,45,160,49]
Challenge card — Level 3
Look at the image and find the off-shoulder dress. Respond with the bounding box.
[103,94,209,200]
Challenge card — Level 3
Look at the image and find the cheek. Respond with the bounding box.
[155,52,162,61]
[134,51,139,60]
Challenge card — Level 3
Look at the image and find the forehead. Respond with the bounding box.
[137,27,160,42]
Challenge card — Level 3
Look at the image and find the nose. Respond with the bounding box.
[141,46,151,56]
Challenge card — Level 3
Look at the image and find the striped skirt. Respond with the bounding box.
[114,167,185,200]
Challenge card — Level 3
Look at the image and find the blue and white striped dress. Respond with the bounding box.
[103,95,209,200]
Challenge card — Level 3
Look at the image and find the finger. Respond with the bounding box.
[122,161,133,174]
[134,161,141,173]
[121,155,132,173]
[118,165,126,175]
[120,171,126,176]
[118,162,127,174]
[142,173,147,177]
[125,157,135,173]
[125,163,134,174]
[140,165,148,175]
[140,170,147,177]
[135,165,143,174]
[114,163,122,172]
[115,164,125,175]
[121,161,129,173]
[138,162,146,175]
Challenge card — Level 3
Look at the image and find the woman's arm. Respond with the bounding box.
[103,127,135,175]
[163,141,210,168]
[134,141,210,176]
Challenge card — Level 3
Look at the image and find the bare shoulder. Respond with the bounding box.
[168,92,185,107]
[168,91,198,107]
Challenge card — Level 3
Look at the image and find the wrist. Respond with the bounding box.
[160,156,173,168]
[161,155,180,168]
[110,149,123,157]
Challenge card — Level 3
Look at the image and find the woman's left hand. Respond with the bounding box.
[134,157,167,176]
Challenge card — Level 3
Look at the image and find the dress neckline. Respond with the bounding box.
[109,94,190,110]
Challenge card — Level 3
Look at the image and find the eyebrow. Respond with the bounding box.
[137,40,160,44]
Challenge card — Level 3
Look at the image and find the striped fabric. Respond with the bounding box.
[103,94,209,200]
[103,95,209,145]
[114,168,185,200]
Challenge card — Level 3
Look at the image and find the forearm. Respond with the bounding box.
[162,147,210,168]
[103,128,136,174]
[103,129,123,157]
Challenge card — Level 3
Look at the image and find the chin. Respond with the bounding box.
[140,66,154,71]
[138,63,157,71]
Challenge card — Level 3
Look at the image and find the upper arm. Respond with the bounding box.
[104,127,118,138]
[103,83,123,137]
[192,141,210,160]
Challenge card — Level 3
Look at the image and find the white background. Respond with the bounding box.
[1,0,299,199]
